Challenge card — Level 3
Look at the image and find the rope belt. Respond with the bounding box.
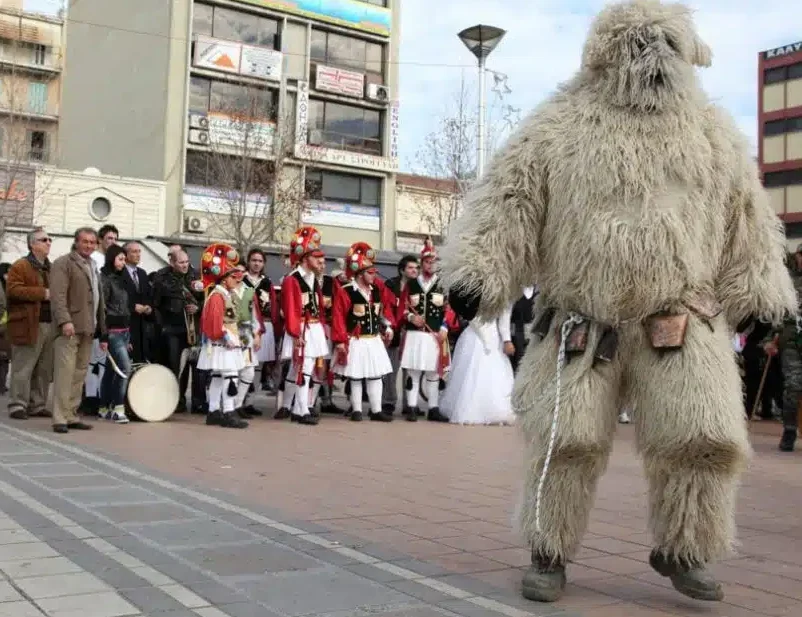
[535,312,583,533]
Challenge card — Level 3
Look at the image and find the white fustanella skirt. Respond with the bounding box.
[280,321,330,361]
[400,330,442,373]
[197,342,246,375]
[256,322,276,363]
[333,336,393,379]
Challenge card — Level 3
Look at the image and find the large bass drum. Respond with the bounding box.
[124,363,180,422]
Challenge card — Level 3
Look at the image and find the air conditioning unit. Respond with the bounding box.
[188,113,210,129]
[365,83,389,103]
[184,216,207,234]
[188,129,210,145]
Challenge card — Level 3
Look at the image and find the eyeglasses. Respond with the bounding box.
[36,237,52,243]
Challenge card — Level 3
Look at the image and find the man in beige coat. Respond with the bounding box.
[50,227,107,433]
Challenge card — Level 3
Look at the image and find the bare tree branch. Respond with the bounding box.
[185,84,313,256]
[409,74,521,240]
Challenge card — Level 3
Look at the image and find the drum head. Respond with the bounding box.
[125,364,180,422]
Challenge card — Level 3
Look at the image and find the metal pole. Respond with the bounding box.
[477,55,486,178]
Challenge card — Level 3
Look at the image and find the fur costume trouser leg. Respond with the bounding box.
[629,316,750,567]
[516,315,750,568]
[235,366,255,409]
[515,322,620,564]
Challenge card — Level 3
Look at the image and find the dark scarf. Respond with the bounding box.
[26,252,52,322]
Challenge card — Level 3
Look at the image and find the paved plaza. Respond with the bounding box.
[0,391,800,617]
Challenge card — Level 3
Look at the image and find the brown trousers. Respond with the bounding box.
[8,322,57,416]
[52,333,93,425]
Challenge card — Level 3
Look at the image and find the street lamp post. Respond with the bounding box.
[457,24,506,178]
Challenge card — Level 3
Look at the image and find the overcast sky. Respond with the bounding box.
[398,0,802,172]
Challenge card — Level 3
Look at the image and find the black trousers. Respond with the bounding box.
[743,351,782,418]
[162,330,208,410]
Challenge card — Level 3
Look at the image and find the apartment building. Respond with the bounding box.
[0,0,63,231]
[57,0,401,250]
[759,39,802,243]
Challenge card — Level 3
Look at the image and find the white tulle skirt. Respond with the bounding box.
[280,322,330,361]
[256,322,276,363]
[333,336,393,379]
[400,330,441,372]
[440,321,515,425]
[197,342,246,375]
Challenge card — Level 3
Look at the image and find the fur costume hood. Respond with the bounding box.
[440,0,796,329]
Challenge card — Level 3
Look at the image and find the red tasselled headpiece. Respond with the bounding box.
[345,241,377,278]
[289,226,324,266]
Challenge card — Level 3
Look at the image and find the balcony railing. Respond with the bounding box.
[307,129,382,156]
[27,148,50,163]
[0,103,59,119]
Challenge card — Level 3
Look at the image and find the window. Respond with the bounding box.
[31,44,46,65]
[764,117,802,136]
[27,130,48,162]
[193,3,213,36]
[310,29,384,81]
[790,62,802,80]
[211,6,279,49]
[185,150,275,192]
[27,82,47,114]
[764,67,787,85]
[763,169,802,188]
[307,99,382,155]
[209,80,276,119]
[90,197,112,220]
[360,0,386,5]
[305,169,381,207]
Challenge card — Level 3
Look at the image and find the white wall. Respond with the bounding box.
[34,168,166,238]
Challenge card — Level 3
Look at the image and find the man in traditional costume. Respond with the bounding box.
[331,242,395,422]
[197,243,248,429]
[230,264,264,419]
[243,248,278,395]
[398,239,452,423]
[440,0,797,604]
[280,227,329,425]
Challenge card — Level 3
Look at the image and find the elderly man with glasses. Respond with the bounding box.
[5,227,56,420]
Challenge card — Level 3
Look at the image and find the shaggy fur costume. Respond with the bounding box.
[440,0,797,578]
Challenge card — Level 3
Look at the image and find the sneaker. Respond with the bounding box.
[618,410,631,424]
[106,406,130,424]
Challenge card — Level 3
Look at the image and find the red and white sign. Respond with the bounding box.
[315,65,364,98]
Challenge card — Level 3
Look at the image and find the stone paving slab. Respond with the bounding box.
[3,393,802,617]
[0,421,557,617]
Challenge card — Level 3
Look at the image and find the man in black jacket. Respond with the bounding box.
[151,249,205,412]
[381,255,419,414]
[121,242,154,364]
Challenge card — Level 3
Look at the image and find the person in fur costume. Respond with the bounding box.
[441,0,797,605]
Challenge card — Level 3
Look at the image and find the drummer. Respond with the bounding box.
[196,243,249,429]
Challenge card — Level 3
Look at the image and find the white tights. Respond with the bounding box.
[350,378,383,414]
[405,370,439,409]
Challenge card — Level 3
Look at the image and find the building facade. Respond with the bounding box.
[759,39,802,246]
[0,0,63,237]
[57,0,401,250]
[394,172,460,252]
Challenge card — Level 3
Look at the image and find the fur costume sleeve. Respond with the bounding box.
[711,107,797,327]
[439,112,549,321]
